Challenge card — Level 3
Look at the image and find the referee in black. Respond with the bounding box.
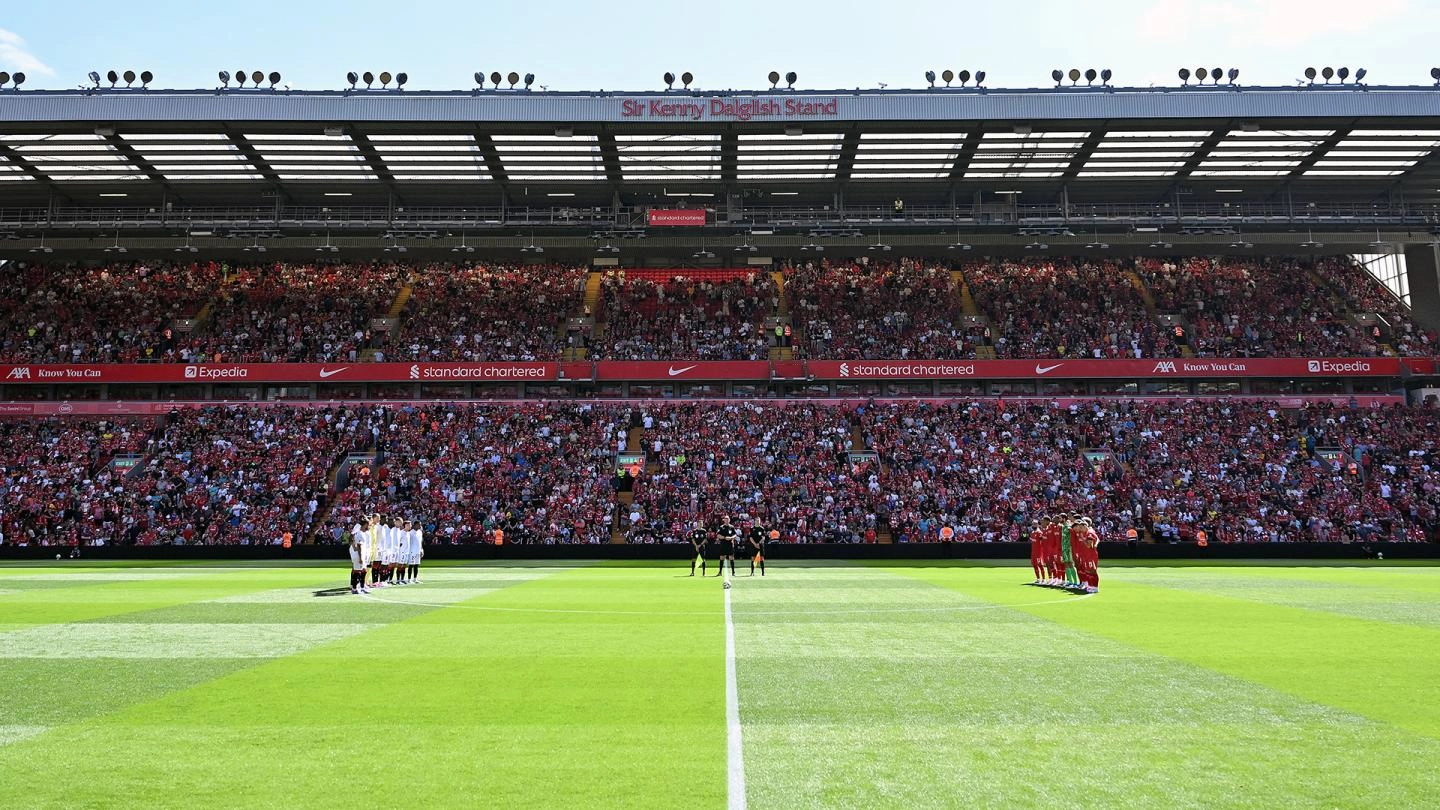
[688,522,709,577]
[716,516,740,577]
[746,520,768,577]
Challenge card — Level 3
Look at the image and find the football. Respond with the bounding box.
[723,581,731,590]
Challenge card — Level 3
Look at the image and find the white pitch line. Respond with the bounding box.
[724,583,747,810]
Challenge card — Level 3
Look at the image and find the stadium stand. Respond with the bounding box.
[787,259,969,360]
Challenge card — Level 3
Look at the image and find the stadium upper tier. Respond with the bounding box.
[1,400,1434,547]
[0,257,1429,365]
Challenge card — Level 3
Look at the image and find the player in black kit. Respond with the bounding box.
[688,523,709,577]
[716,516,739,577]
[746,521,768,577]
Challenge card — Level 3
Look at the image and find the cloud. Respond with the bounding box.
[1138,0,1409,47]
[0,28,55,76]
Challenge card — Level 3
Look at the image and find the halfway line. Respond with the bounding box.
[725,584,747,810]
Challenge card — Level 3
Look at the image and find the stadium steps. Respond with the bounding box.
[582,272,604,319]
[385,282,414,320]
[770,270,789,315]
[975,345,998,360]
[1126,270,1159,317]
[953,270,981,317]
[1180,345,1196,358]
[626,427,644,452]
[769,346,793,361]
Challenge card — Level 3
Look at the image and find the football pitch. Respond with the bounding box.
[2,560,1438,809]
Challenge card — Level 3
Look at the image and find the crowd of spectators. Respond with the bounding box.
[387,263,587,362]
[1137,257,1384,357]
[1314,257,1436,356]
[0,399,1436,548]
[0,261,222,364]
[626,403,877,543]
[863,399,1438,544]
[588,272,777,360]
[179,262,404,363]
[324,403,625,545]
[787,259,969,360]
[966,259,1178,359]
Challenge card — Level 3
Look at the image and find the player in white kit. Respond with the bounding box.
[349,519,369,594]
[406,520,424,583]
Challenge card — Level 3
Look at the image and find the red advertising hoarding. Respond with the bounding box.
[646,208,707,226]
[0,357,1431,385]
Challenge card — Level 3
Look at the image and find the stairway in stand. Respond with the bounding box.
[848,422,892,544]
[1126,269,1159,318]
[953,269,981,317]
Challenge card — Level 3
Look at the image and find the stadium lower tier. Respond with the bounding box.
[1,399,1436,548]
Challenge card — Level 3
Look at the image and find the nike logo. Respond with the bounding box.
[318,366,350,378]
[1034,363,1063,375]
[667,365,698,377]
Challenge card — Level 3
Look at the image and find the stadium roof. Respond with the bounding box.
[1,84,1439,253]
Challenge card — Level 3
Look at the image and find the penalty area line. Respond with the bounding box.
[725,581,746,810]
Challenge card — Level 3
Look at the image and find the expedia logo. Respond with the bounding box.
[409,364,420,380]
[839,362,850,378]
[5,367,31,380]
[185,365,249,380]
[1311,360,1373,374]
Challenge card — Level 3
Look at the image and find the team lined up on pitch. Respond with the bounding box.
[348,515,425,594]
[1028,514,1100,593]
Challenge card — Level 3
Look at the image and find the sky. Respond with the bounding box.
[2,0,1438,93]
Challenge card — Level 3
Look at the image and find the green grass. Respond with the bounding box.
[1,560,1437,808]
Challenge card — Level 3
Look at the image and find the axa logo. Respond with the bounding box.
[839,362,850,378]
[5,367,30,380]
[183,365,198,379]
[1151,362,1177,373]
[409,364,420,380]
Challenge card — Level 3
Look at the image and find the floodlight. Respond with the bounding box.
[473,71,483,87]
[1067,68,1081,83]
[397,72,408,88]
[1322,66,1334,81]
[1212,68,1221,83]
[1355,68,1366,82]
[250,70,262,85]
[380,71,392,87]
[1337,66,1350,82]
[1196,67,1209,83]
[974,71,985,85]
[957,69,969,85]
[1084,68,1097,85]
[268,71,280,87]
[941,69,954,86]
[218,71,230,86]
[522,73,533,88]
[140,70,152,86]
[664,72,675,89]
[0,72,9,87]
[90,71,102,87]
[106,70,118,86]
[9,72,19,87]
[925,70,936,87]
[768,70,780,88]
[363,71,375,87]
[1304,66,1317,82]
[502,71,515,87]
[1052,69,1064,85]
[235,68,246,86]
[1100,68,1112,84]
[348,71,359,88]
[1227,68,1239,84]
[681,71,693,88]
[123,69,136,86]
[785,71,797,87]
[490,71,502,86]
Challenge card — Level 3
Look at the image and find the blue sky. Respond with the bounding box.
[2,0,1437,92]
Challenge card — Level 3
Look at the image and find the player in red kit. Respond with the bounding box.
[1044,516,1064,587]
[1029,517,1048,584]
[1078,517,1100,593]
